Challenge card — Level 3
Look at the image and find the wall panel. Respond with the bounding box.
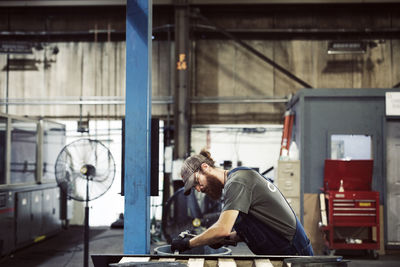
[0,4,399,124]
[392,40,400,87]
[1,37,399,123]
[152,40,171,117]
[1,42,126,118]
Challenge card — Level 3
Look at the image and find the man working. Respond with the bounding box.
[171,149,314,255]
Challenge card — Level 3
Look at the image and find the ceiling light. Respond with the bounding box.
[0,42,33,54]
[327,41,366,55]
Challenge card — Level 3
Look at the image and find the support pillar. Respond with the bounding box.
[124,0,152,254]
[174,0,191,159]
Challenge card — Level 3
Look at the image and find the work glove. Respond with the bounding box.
[171,236,191,253]
[209,242,224,249]
[209,237,237,249]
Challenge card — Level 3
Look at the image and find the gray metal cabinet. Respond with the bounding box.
[31,190,43,240]
[0,191,15,256]
[16,188,61,247]
[16,191,31,245]
[53,188,61,230]
[276,160,301,217]
[42,187,61,235]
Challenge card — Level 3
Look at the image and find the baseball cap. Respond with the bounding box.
[181,154,212,195]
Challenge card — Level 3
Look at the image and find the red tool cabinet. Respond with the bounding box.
[321,160,380,258]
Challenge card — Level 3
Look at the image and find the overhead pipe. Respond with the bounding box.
[191,96,288,104]
[3,26,398,39]
[0,96,288,105]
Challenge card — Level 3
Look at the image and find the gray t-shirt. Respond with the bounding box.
[222,168,296,241]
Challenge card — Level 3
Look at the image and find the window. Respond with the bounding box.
[331,134,372,160]
[0,117,7,185]
[10,119,37,184]
[42,121,66,182]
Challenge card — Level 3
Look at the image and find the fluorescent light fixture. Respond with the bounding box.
[0,42,33,54]
[327,41,367,55]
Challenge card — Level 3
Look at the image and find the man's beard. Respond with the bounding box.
[203,173,224,200]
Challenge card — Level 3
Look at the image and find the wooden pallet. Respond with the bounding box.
[92,254,345,267]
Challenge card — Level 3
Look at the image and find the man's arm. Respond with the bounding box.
[189,209,239,248]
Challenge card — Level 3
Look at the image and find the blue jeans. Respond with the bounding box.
[234,212,314,255]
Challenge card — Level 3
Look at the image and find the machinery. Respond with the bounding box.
[0,113,66,257]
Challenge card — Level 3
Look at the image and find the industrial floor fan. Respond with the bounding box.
[55,138,115,267]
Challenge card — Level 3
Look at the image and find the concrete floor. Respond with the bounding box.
[0,226,399,267]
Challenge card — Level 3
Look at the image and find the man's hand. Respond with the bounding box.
[209,241,224,249]
[171,236,191,253]
[187,210,239,249]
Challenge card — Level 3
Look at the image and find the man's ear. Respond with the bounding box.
[200,162,209,172]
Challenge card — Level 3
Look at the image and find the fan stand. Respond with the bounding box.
[84,174,90,267]
[81,164,95,267]
[55,139,116,267]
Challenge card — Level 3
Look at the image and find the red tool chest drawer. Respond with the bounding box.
[328,191,379,226]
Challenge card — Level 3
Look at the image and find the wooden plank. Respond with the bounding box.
[118,256,150,263]
[158,258,176,262]
[379,205,385,256]
[304,193,326,255]
[187,258,205,267]
[320,193,328,226]
[391,40,400,87]
[270,260,282,267]
[253,259,274,267]
[234,260,255,267]
[218,258,236,267]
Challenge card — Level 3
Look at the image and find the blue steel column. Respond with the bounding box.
[124,0,152,254]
